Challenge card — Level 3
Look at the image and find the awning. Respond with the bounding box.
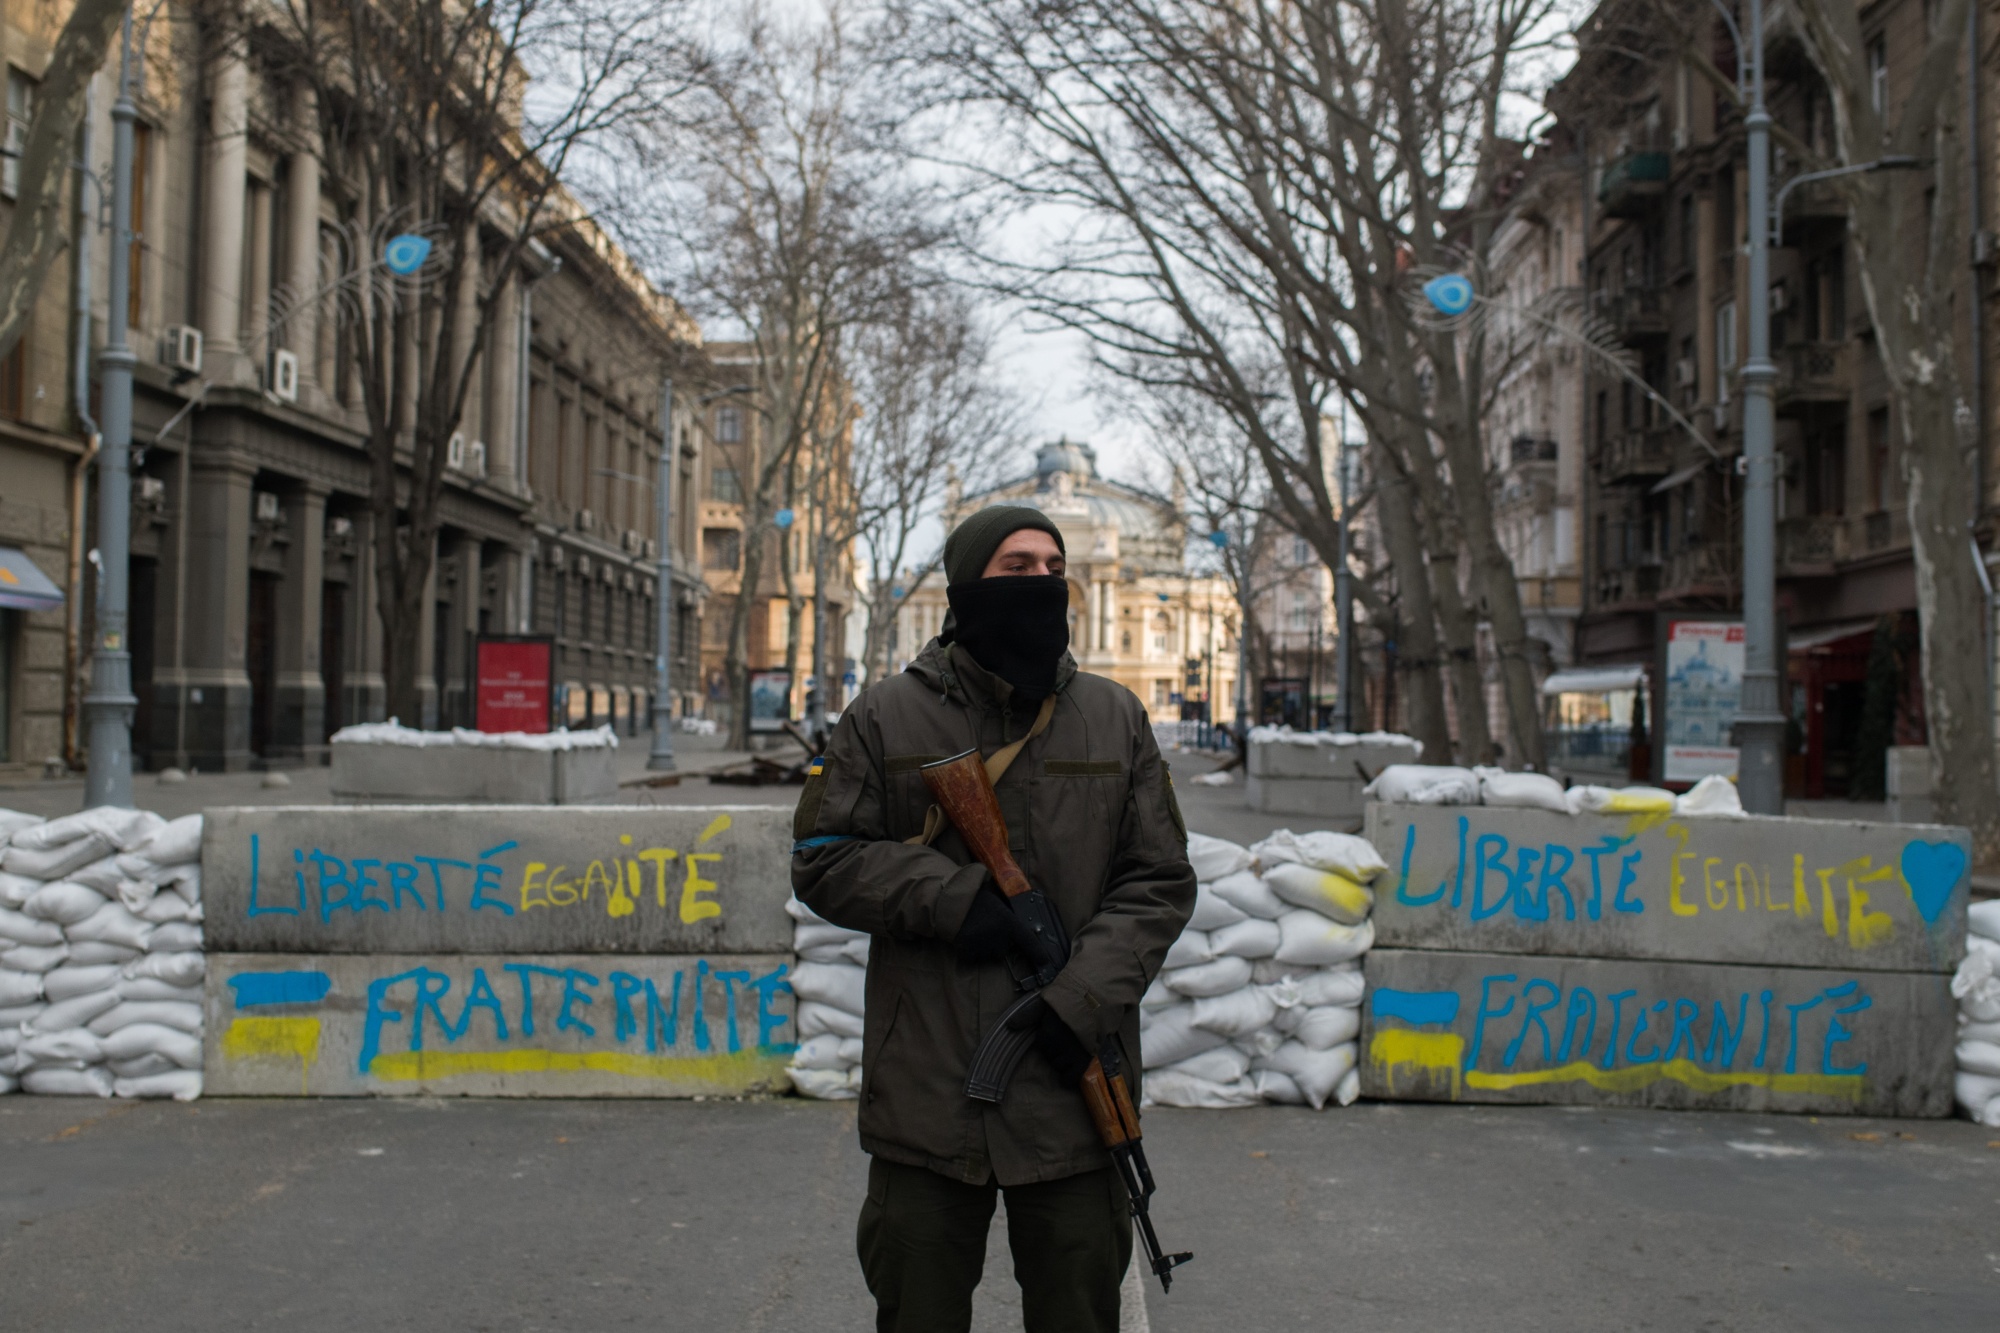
[1788,619,1877,653]
[1541,664,1646,696]
[1649,461,1708,494]
[0,547,63,612]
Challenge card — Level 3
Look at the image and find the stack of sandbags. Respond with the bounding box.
[0,810,204,1100]
[785,897,868,1100]
[1954,899,2000,1127]
[1139,829,1378,1111]
[1367,764,1740,819]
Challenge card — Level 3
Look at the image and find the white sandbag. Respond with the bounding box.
[1676,774,1745,817]
[784,896,830,926]
[1364,765,1478,806]
[1185,832,1253,882]
[1232,1027,1285,1059]
[68,856,129,893]
[1252,1068,1306,1104]
[1141,976,1177,1011]
[0,809,44,843]
[0,969,43,1007]
[800,938,869,966]
[1292,1005,1362,1051]
[1274,911,1375,967]
[0,1073,17,1092]
[117,878,160,912]
[1187,884,1249,931]
[1952,951,2000,1023]
[1254,1039,1358,1110]
[788,1066,860,1100]
[1955,1072,2000,1126]
[22,881,109,925]
[20,1028,104,1065]
[1249,830,1388,883]
[1269,1001,1303,1034]
[0,1027,17,1055]
[1,944,69,973]
[0,1049,36,1076]
[1964,898,1999,942]
[66,941,140,966]
[1138,1005,1231,1067]
[1971,935,2000,966]
[12,807,163,853]
[145,922,202,952]
[1565,784,1676,815]
[1960,1017,2000,1046]
[123,951,204,988]
[0,1003,46,1027]
[795,921,868,952]
[0,872,41,908]
[4,834,116,882]
[109,1053,179,1079]
[1249,959,1295,985]
[1261,863,1373,925]
[1162,929,1214,970]
[66,901,153,952]
[1478,769,1570,813]
[1164,1045,1251,1084]
[1334,1066,1361,1106]
[1208,870,1288,921]
[1189,987,1277,1038]
[115,978,203,1005]
[787,961,867,1016]
[1162,956,1253,999]
[115,1070,202,1101]
[1956,1039,2000,1079]
[22,1066,114,1097]
[42,964,121,1002]
[797,1001,864,1040]
[87,1000,202,1035]
[1143,1069,1261,1109]
[159,864,200,904]
[792,1034,859,1071]
[0,907,66,947]
[134,814,203,867]
[1208,917,1281,959]
[98,1023,203,1067]
[1289,966,1366,1009]
[134,891,198,924]
[33,989,121,1032]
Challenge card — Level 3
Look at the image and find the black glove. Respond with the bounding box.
[952,877,1039,964]
[1006,992,1093,1087]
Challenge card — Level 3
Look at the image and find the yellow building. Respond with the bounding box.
[897,441,1239,721]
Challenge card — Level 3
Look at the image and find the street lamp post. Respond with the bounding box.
[647,377,679,771]
[83,12,139,809]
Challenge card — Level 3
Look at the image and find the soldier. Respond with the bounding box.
[792,504,1197,1332]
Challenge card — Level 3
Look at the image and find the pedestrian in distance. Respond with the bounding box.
[792,504,1197,1332]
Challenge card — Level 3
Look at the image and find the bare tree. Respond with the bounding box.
[246,0,690,724]
[0,0,126,361]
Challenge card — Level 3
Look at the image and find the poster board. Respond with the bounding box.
[473,636,554,734]
[1657,618,1742,783]
[748,669,792,733]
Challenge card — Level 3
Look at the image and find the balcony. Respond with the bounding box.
[1602,287,1669,343]
[1775,342,1849,407]
[1600,428,1672,483]
[1661,543,1737,600]
[1778,514,1844,575]
[1594,564,1660,611]
[1510,434,1559,466]
[1598,151,1670,218]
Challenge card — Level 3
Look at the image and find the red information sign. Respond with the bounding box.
[474,637,554,734]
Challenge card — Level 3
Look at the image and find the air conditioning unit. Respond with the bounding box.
[575,508,594,533]
[136,476,165,503]
[447,433,468,470]
[1769,284,1788,313]
[642,538,658,559]
[254,491,281,522]
[269,348,300,402]
[161,325,203,375]
[328,516,354,539]
[468,440,487,476]
[1675,357,1696,387]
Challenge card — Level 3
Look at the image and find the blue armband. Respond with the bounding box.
[793,834,854,854]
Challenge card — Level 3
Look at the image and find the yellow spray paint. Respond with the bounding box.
[1464,1058,1863,1102]
[1368,1029,1465,1099]
[366,1046,787,1085]
[223,1016,323,1094]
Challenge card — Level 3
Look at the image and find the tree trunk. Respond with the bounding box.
[1424,528,1494,767]
[725,530,760,750]
[1369,438,1453,762]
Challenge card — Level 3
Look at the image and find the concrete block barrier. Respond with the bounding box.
[330,731,619,804]
[205,952,795,1096]
[1359,947,1956,1117]
[1243,774,1368,819]
[1368,805,1969,974]
[202,806,794,955]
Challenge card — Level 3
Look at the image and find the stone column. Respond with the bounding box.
[416,532,440,729]
[271,483,327,762]
[347,509,387,724]
[182,455,256,770]
[245,181,273,364]
[201,47,250,383]
[441,534,482,727]
[495,544,527,637]
[454,221,483,455]
[285,104,321,398]
[487,272,521,490]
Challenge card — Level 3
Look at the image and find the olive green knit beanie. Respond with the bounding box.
[942,505,1066,585]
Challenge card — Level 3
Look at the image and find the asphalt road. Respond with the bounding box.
[1,1093,1994,1331]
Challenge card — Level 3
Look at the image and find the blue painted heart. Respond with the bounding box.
[1899,840,1966,926]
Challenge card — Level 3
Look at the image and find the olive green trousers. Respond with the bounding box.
[857,1156,1133,1333]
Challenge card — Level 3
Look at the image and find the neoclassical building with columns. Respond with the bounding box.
[0,4,705,774]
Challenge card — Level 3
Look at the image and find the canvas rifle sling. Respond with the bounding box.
[904,694,1057,847]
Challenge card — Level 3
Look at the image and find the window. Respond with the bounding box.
[0,328,27,419]
[1152,679,1172,710]
[1714,301,1737,403]
[3,70,32,200]
[1868,37,1888,115]
[1292,536,1310,565]
[702,528,741,571]
[716,405,743,443]
[709,467,743,504]
[1868,406,1891,511]
[1152,611,1172,652]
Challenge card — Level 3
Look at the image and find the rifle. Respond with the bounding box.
[921,747,1195,1293]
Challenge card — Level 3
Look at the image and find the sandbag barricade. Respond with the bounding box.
[201,806,798,1096]
[1956,900,2000,1126]
[1244,728,1422,820]
[0,808,205,1099]
[1361,790,1971,1118]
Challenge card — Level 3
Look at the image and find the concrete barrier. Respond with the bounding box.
[1359,947,1955,1117]
[204,952,794,1096]
[1245,736,1419,820]
[330,739,618,804]
[1367,804,1969,973]
[201,806,794,955]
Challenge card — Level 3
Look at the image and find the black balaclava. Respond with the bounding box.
[936,507,1070,700]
